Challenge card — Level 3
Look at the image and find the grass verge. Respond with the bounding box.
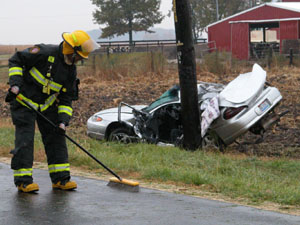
[0,118,299,210]
[68,141,300,207]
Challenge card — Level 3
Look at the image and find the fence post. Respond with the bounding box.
[106,47,110,59]
[289,48,293,66]
[215,49,219,68]
[92,54,96,73]
[150,51,154,72]
[161,44,164,73]
[267,46,272,69]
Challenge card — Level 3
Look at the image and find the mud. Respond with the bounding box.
[1,68,299,157]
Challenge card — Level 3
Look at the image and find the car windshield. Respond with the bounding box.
[143,85,180,112]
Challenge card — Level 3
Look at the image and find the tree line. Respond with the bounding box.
[91,0,273,43]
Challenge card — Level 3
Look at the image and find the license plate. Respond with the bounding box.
[258,99,271,112]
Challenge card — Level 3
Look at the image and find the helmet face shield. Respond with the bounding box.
[81,38,100,53]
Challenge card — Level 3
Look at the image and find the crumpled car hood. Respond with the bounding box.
[93,105,148,123]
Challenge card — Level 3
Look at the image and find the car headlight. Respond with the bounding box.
[91,115,103,122]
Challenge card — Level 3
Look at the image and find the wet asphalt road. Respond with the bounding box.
[0,162,299,225]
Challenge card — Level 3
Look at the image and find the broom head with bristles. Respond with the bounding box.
[107,177,140,192]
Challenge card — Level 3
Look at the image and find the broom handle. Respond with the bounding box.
[64,133,122,180]
[16,95,122,181]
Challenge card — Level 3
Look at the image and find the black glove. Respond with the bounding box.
[55,125,66,135]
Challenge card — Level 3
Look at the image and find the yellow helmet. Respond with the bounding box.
[62,30,99,59]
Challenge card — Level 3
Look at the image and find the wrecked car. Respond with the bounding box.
[87,64,287,150]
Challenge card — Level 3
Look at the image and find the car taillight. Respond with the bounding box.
[223,106,246,120]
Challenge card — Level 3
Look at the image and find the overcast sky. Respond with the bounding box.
[0,0,174,45]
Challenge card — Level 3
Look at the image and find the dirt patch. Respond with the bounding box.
[1,66,299,156]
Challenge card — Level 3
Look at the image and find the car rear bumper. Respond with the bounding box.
[212,87,282,145]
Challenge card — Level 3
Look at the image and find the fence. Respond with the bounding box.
[250,42,280,59]
[0,39,214,66]
[2,39,297,75]
[95,39,210,60]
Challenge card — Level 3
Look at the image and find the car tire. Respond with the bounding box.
[108,127,135,144]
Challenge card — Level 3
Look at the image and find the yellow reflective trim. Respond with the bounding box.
[14,168,33,177]
[14,173,32,177]
[48,163,69,168]
[40,94,57,112]
[29,67,62,92]
[58,110,72,116]
[16,94,39,110]
[29,67,46,86]
[49,168,70,173]
[58,105,73,116]
[48,56,55,63]
[9,67,23,76]
[72,33,78,43]
[49,81,63,92]
[16,93,58,112]
[59,110,72,116]
[48,163,70,173]
[62,88,67,92]
[9,67,22,72]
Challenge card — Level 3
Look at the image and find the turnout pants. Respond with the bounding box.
[10,102,70,186]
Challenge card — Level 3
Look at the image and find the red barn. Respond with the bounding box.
[207,2,300,60]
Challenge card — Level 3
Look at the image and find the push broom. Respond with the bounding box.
[15,94,140,192]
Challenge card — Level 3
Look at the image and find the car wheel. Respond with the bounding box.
[108,127,135,144]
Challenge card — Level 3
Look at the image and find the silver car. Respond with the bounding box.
[87,64,285,149]
[87,85,182,143]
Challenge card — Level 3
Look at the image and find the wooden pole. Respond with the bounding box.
[173,0,201,150]
[289,48,293,66]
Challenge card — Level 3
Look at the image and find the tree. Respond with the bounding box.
[91,0,164,45]
[190,0,215,41]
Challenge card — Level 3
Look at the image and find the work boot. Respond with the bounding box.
[17,182,39,193]
[52,180,77,190]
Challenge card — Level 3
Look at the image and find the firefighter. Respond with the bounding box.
[6,30,99,193]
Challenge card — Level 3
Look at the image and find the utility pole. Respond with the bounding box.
[173,0,201,150]
[215,0,219,21]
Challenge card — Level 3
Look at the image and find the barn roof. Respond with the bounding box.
[207,2,300,28]
[229,17,300,24]
[271,2,300,13]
